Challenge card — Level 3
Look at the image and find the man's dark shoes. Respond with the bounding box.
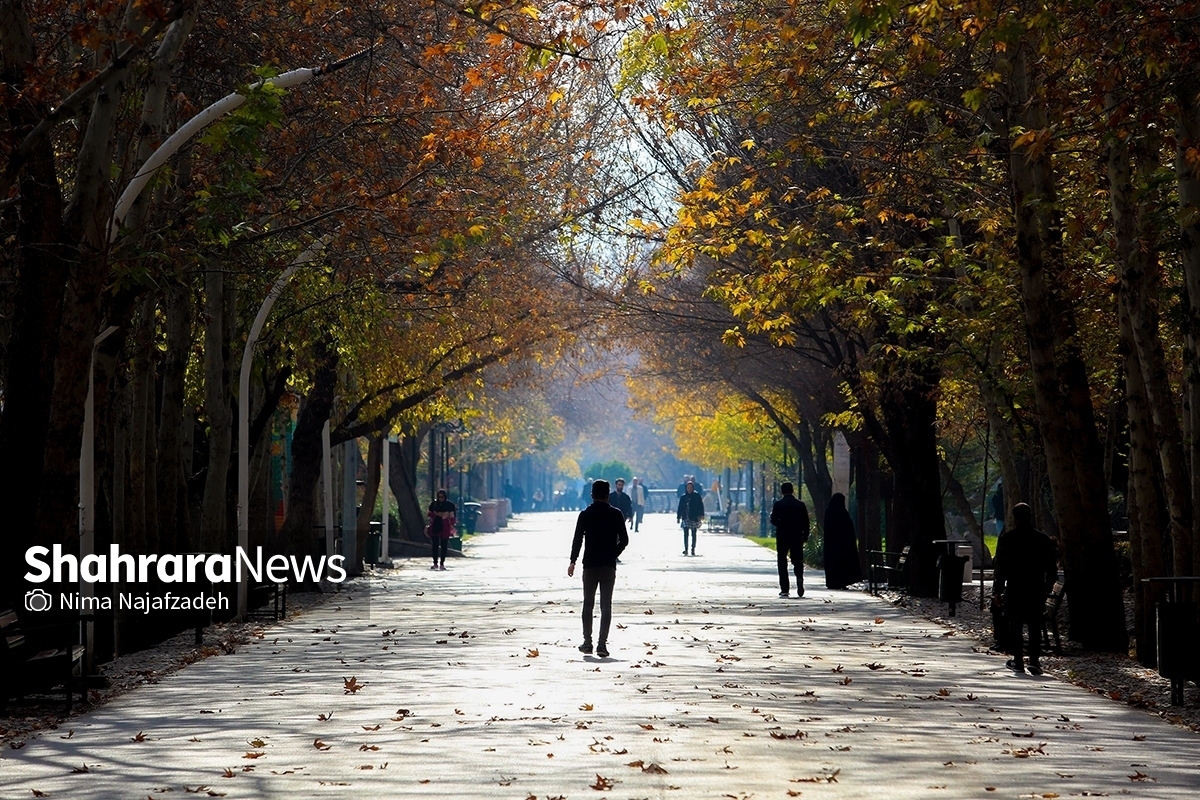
[796,587,805,598]
[778,590,789,598]
[1005,658,1025,673]
[1028,661,1043,676]
[578,642,593,654]
[596,644,609,658]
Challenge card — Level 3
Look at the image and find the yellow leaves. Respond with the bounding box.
[520,5,540,19]
[1011,130,1037,150]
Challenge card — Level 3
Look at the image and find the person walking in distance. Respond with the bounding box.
[677,480,705,556]
[630,477,646,532]
[611,478,634,526]
[770,482,810,598]
[426,489,456,571]
[992,502,1058,675]
[568,480,629,659]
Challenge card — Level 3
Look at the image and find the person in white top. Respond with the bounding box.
[630,477,647,532]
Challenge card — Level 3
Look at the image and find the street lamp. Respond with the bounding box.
[236,236,329,619]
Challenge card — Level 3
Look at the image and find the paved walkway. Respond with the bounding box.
[2,512,1197,798]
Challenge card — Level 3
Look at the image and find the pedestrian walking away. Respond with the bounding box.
[426,489,457,570]
[677,481,705,556]
[822,492,862,589]
[568,480,629,659]
[991,502,1058,675]
[770,482,809,598]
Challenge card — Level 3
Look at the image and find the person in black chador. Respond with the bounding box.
[991,502,1057,675]
[676,481,705,556]
[770,482,810,598]
[822,493,862,589]
[568,480,629,659]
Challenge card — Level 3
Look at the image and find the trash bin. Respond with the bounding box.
[461,502,482,535]
[1143,576,1200,705]
[478,500,499,532]
[1156,602,1198,705]
[365,531,382,565]
[937,552,970,616]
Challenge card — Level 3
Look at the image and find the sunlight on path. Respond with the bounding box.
[2,511,1197,798]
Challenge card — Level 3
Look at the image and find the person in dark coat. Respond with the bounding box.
[991,502,1057,675]
[822,493,862,589]
[568,480,629,659]
[611,478,634,525]
[426,489,457,571]
[770,482,810,598]
[677,481,705,556]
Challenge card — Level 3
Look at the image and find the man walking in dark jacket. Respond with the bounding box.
[770,482,810,598]
[568,480,629,659]
[992,502,1058,675]
[611,478,634,526]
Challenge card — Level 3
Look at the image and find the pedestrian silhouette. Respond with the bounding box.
[568,480,629,659]
[822,493,862,589]
[992,502,1057,674]
[770,482,809,598]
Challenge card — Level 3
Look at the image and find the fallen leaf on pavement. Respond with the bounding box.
[313,739,332,751]
[590,774,614,790]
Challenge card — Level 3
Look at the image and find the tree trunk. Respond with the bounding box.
[797,420,831,534]
[156,277,190,552]
[980,356,1024,533]
[277,337,339,556]
[1176,61,1200,580]
[389,437,428,544]
[127,298,154,554]
[356,434,383,571]
[1000,37,1127,650]
[1121,296,1168,665]
[199,268,232,552]
[877,364,946,597]
[1109,107,1193,577]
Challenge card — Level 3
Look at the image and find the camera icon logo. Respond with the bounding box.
[25,588,53,612]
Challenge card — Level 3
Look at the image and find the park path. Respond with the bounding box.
[1,511,1197,799]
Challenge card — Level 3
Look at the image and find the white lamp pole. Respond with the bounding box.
[79,325,119,655]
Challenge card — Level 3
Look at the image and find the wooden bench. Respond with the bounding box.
[1042,579,1065,654]
[1,608,88,713]
[867,546,910,594]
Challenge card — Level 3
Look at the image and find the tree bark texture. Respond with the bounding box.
[1001,38,1127,650]
[1108,108,1193,577]
[1176,64,1200,580]
[277,337,339,556]
[877,363,946,597]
